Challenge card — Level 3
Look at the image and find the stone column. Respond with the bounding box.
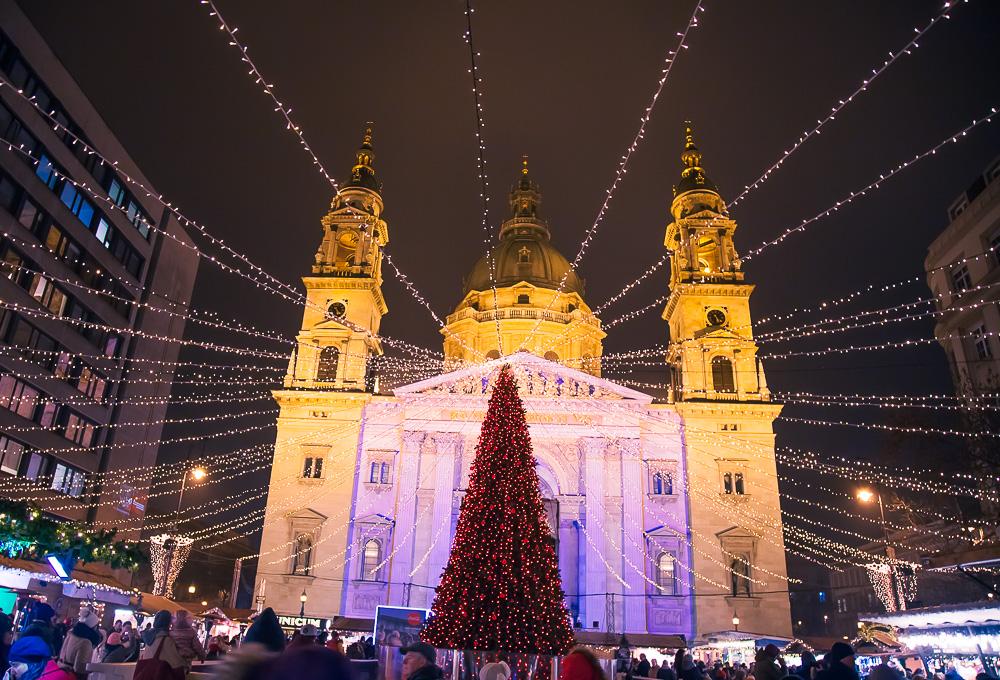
[388,430,424,606]
[425,433,462,605]
[619,439,647,632]
[580,437,607,630]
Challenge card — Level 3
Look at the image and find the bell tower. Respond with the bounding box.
[285,126,388,392]
[662,124,791,640]
[662,125,769,402]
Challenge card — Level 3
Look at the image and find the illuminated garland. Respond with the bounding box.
[0,499,144,570]
[866,560,919,612]
[149,533,194,598]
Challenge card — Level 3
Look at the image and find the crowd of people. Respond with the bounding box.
[0,603,988,680]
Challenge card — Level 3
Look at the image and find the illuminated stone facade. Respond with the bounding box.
[254,128,792,641]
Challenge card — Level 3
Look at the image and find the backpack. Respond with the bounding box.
[133,637,185,680]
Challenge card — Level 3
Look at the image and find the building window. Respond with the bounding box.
[63,412,97,447]
[50,463,86,497]
[317,346,339,382]
[518,246,530,263]
[730,554,752,597]
[517,294,530,304]
[0,374,42,420]
[712,356,735,393]
[722,470,746,495]
[74,365,107,402]
[302,456,324,479]
[291,534,313,576]
[952,264,972,292]
[369,461,391,485]
[651,471,673,495]
[0,436,25,476]
[972,325,992,360]
[656,552,676,595]
[360,539,382,580]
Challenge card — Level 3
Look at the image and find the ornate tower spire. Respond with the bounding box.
[662,123,769,403]
[501,155,547,238]
[349,124,379,191]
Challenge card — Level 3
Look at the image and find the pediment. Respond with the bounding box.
[287,508,327,522]
[394,352,653,403]
[354,512,393,527]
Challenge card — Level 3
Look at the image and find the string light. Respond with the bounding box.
[743,105,997,261]
[517,0,705,353]
[727,0,968,211]
[149,534,194,598]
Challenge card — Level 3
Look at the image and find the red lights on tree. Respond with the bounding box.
[421,365,575,654]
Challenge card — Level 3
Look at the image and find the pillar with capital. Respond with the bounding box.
[423,432,463,606]
[619,439,647,632]
[387,430,424,606]
[580,436,608,630]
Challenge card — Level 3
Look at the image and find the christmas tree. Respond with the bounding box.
[422,365,575,654]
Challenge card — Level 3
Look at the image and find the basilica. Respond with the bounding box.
[253,128,792,643]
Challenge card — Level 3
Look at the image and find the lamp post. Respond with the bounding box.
[188,584,196,596]
[857,487,903,611]
[732,611,740,632]
[174,466,208,530]
[299,589,307,617]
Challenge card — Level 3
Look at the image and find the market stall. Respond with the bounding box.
[692,631,793,666]
[862,600,1000,679]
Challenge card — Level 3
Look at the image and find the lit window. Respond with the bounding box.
[317,346,339,382]
[302,456,324,479]
[63,412,97,447]
[972,325,993,360]
[360,539,382,580]
[51,463,86,497]
[656,552,676,595]
[35,154,58,189]
[952,265,972,292]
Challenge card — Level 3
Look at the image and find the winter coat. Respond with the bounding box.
[169,625,206,664]
[211,642,280,680]
[138,633,186,671]
[410,664,445,680]
[753,652,783,680]
[658,667,677,680]
[638,662,652,677]
[20,622,57,656]
[56,623,101,676]
[2,659,74,680]
[815,662,860,680]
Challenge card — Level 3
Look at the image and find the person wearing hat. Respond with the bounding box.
[169,610,206,667]
[814,643,857,680]
[3,634,64,680]
[212,608,285,680]
[55,606,101,678]
[560,646,606,680]
[288,624,320,649]
[21,603,57,656]
[401,641,443,680]
[753,645,785,680]
[136,610,186,675]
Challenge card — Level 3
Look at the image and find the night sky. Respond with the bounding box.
[19,1,1000,591]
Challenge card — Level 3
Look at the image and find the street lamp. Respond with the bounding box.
[856,486,902,611]
[188,584,196,596]
[732,612,740,631]
[174,466,208,529]
[299,589,307,617]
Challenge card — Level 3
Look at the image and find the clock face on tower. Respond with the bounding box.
[328,302,347,319]
[339,231,359,248]
[706,309,727,327]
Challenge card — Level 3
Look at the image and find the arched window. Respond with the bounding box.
[656,553,676,595]
[712,356,735,393]
[730,556,752,597]
[517,294,530,304]
[652,472,673,495]
[291,534,313,576]
[543,351,559,362]
[734,472,745,495]
[723,472,733,494]
[485,349,501,360]
[360,539,381,580]
[317,347,339,382]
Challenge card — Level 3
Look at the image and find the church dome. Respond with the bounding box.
[462,160,585,297]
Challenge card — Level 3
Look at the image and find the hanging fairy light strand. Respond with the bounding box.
[727,0,968,210]
[517,0,705,352]
[743,105,997,261]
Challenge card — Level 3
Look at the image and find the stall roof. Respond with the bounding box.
[133,593,194,616]
[861,601,1000,629]
[0,556,133,596]
[695,630,794,646]
[574,631,686,648]
[191,606,256,622]
[328,616,375,632]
